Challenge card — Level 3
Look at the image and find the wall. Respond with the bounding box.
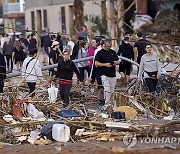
[25,0,73,9]
[25,0,105,35]
[25,3,74,35]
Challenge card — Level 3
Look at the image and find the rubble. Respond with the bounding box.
[0,73,179,152]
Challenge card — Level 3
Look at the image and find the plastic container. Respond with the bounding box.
[52,124,70,142]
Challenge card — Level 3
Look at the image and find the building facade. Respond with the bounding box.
[25,0,103,36]
[2,0,25,34]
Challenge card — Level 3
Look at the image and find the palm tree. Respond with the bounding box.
[74,0,84,32]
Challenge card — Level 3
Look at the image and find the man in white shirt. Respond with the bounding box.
[67,35,76,55]
[21,48,43,97]
[1,33,9,50]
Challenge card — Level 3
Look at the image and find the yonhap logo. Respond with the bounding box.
[123,133,137,148]
[123,133,180,148]
[140,137,180,144]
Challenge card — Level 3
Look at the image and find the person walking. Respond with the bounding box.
[1,33,9,50]
[95,39,120,105]
[67,35,76,55]
[70,36,84,60]
[0,52,6,93]
[90,37,106,108]
[49,41,62,77]
[78,41,89,82]
[3,37,14,72]
[86,39,97,76]
[21,48,43,97]
[134,32,149,64]
[12,41,25,70]
[28,34,37,50]
[117,36,134,83]
[138,43,161,93]
[19,33,29,49]
[56,50,83,107]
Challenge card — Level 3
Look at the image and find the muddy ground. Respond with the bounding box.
[0,140,180,154]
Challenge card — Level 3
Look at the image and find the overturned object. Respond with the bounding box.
[58,109,79,118]
[111,111,126,121]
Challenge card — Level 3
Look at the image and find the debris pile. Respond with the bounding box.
[0,74,179,149]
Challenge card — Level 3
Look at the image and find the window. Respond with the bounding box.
[61,7,66,33]
[43,9,47,28]
[31,11,35,30]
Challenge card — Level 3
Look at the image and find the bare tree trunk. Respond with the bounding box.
[74,0,84,32]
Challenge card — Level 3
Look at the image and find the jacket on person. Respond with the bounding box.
[0,53,6,79]
[3,41,13,56]
[21,57,43,82]
[56,59,83,82]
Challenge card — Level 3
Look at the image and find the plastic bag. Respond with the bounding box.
[48,84,58,103]
[27,103,44,119]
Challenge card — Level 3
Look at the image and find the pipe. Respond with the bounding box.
[7,56,139,78]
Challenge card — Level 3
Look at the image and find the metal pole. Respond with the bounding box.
[7,56,139,78]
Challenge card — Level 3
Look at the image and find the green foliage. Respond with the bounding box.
[85,15,108,35]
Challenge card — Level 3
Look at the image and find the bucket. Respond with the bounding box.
[13,99,25,118]
[52,124,70,142]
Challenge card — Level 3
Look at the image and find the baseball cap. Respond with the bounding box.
[51,41,59,47]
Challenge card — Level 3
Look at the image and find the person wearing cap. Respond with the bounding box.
[56,50,83,107]
[49,41,62,76]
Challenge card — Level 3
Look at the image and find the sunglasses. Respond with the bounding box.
[146,46,152,49]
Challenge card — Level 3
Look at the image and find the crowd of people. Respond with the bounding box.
[0,29,162,109]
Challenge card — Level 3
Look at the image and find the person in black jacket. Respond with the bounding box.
[117,36,134,83]
[3,38,13,72]
[134,32,149,64]
[0,52,6,93]
[70,36,84,60]
[56,50,83,107]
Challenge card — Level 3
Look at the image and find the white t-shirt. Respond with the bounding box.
[67,41,75,55]
[1,37,9,48]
